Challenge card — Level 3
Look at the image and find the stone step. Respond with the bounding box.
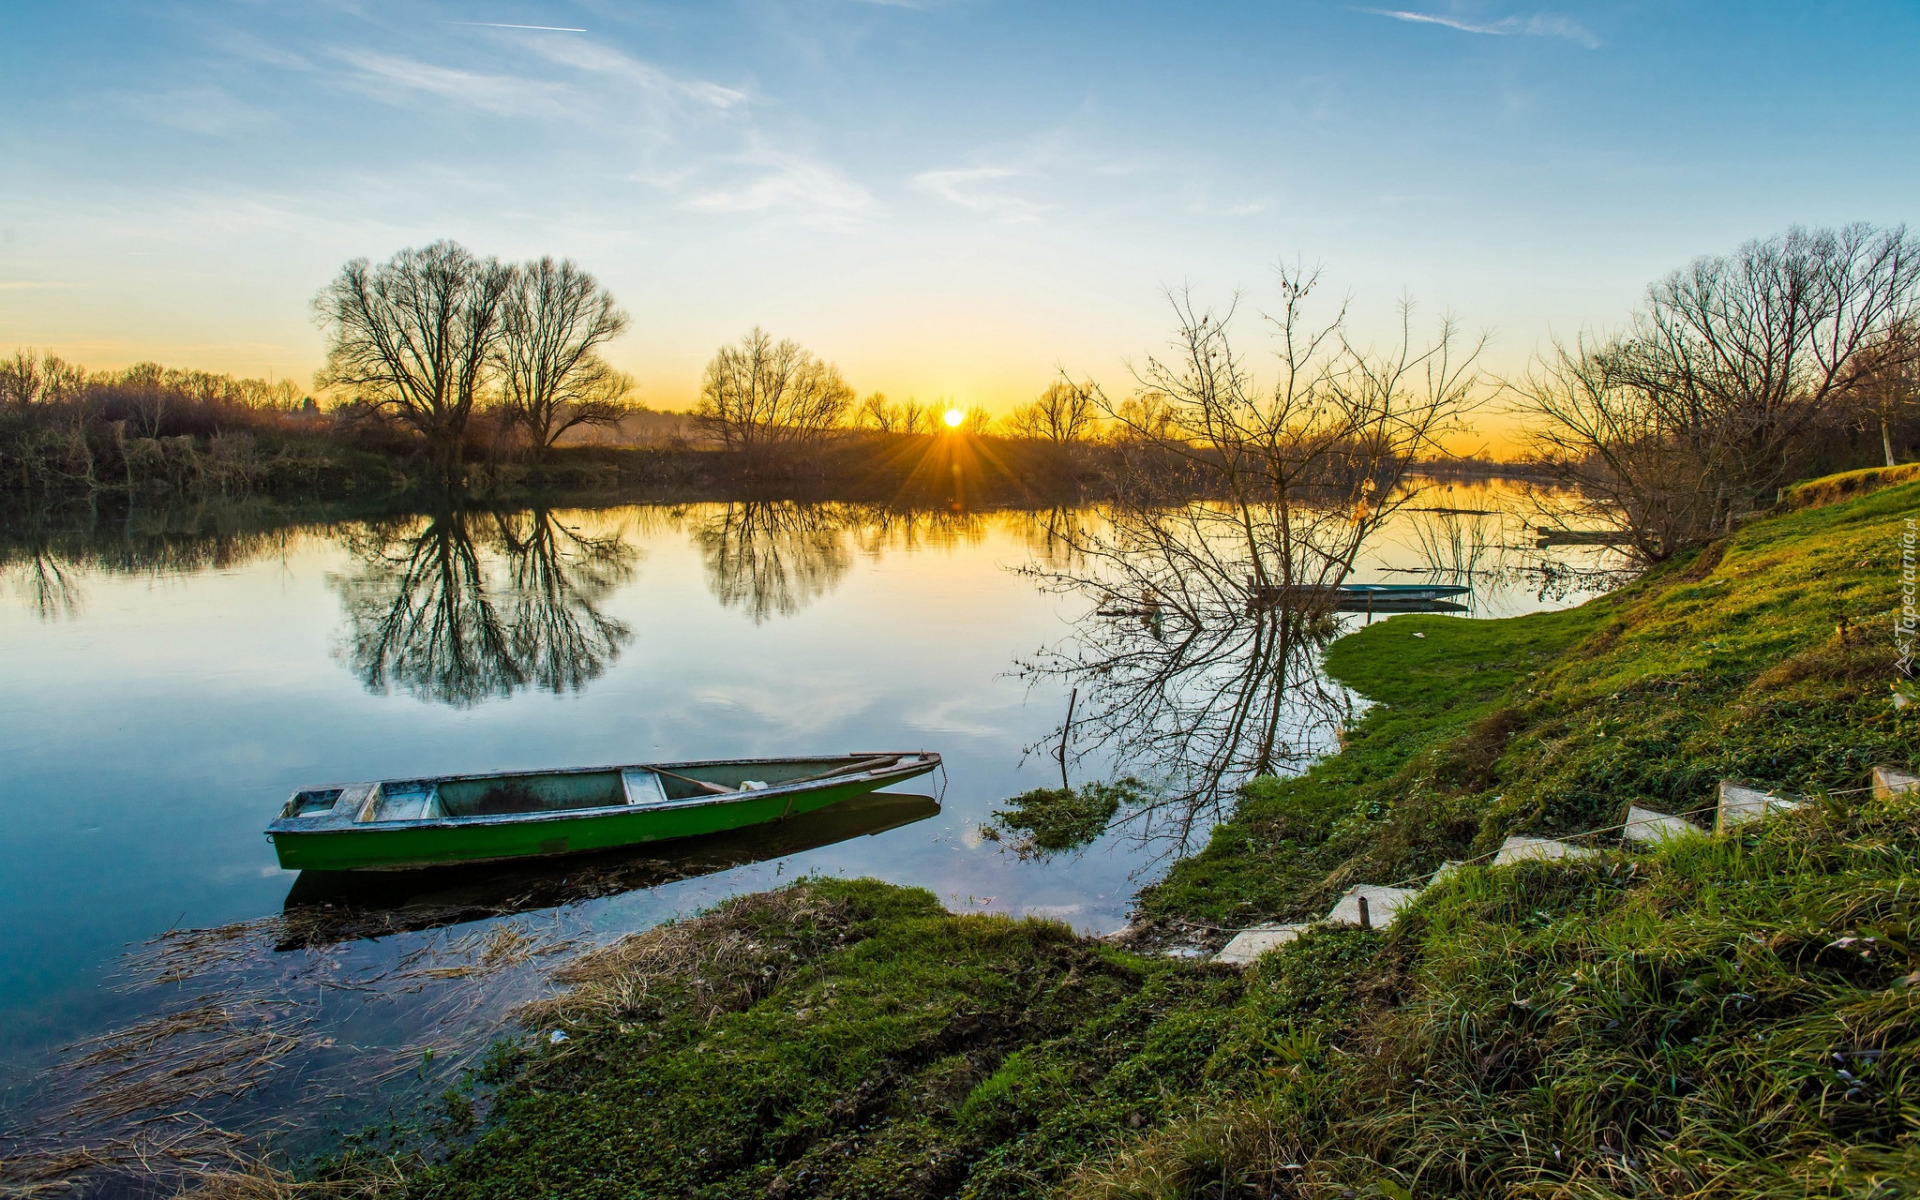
[1493,835,1598,865]
[1430,860,1464,884]
[1214,923,1311,967]
[1873,765,1920,799]
[1716,780,1801,831]
[1622,806,1700,846]
[1323,884,1421,929]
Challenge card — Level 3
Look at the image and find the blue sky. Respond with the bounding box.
[2,1,1916,422]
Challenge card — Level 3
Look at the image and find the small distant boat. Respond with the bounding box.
[1533,527,1634,547]
[266,752,941,872]
[1334,582,1470,602]
[1248,580,1471,610]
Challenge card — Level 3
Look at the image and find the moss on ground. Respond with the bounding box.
[346,474,1919,1199]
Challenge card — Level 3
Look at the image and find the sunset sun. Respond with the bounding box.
[942,407,965,428]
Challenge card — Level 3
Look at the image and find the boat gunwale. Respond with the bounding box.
[266,753,940,838]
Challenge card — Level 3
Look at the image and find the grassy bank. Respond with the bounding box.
[286,473,1918,1199]
[1138,471,1917,934]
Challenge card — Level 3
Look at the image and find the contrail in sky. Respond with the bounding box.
[450,21,588,32]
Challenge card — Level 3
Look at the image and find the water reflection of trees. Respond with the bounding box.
[692,502,993,622]
[0,502,308,619]
[1009,506,1094,570]
[692,502,855,623]
[332,507,636,707]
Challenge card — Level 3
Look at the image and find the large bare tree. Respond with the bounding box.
[1518,224,1920,557]
[1090,267,1480,597]
[496,257,632,457]
[1007,380,1098,444]
[694,328,853,470]
[313,241,516,479]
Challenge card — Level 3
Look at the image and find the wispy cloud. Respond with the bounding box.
[523,38,747,110]
[450,22,588,33]
[685,145,874,220]
[1194,200,1268,218]
[331,49,571,117]
[1354,7,1601,49]
[912,166,1043,222]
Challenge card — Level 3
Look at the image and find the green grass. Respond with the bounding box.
[344,474,1919,1199]
[1072,791,1920,1198]
[1141,479,1920,928]
[392,879,1233,1200]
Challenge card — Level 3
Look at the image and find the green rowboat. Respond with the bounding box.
[276,791,942,949]
[266,752,941,871]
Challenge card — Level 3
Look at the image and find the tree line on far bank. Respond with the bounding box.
[2,225,1915,539]
[0,238,1108,500]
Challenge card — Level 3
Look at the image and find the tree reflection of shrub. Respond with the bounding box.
[331,507,636,707]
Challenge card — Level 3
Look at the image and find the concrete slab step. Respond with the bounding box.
[1430,860,1464,884]
[1873,766,1920,799]
[1323,884,1421,929]
[1493,835,1598,865]
[1716,780,1801,831]
[1622,805,1700,845]
[1214,923,1311,967]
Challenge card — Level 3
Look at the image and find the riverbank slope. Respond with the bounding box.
[318,471,1920,1199]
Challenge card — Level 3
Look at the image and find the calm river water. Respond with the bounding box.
[0,480,1620,1176]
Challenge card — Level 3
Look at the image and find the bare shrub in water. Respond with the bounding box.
[1020,266,1481,838]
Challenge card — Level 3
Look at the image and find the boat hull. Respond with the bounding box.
[269,760,935,872]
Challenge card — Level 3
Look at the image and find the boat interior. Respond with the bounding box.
[275,755,925,824]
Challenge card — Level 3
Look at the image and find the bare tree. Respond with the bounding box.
[496,257,632,457]
[854,393,933,434]
[313,241,516,479]
[1852,317,1919,467]
[953,404,994,435]
[1518,224,1920,556]
[0,350,85,407]
[695,328,853,470]
[1007,380,1098,444]
[1093,267,1480,597]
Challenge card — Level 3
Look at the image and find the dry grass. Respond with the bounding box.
[519,884,858,1034]
[1,908,579,1198]
[166,1149,409,1200]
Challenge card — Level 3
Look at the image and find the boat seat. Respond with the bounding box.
[622,770,679,809]
[365,786,442,822]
